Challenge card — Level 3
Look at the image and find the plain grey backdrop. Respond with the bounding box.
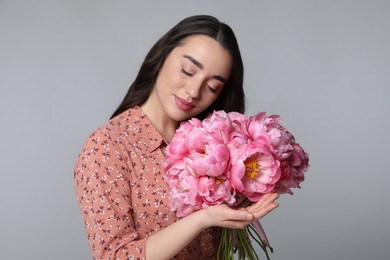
[1,0,389,259]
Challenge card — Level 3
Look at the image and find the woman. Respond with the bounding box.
[74,15,279,260]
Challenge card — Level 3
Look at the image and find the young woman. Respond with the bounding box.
[74,15,279,260]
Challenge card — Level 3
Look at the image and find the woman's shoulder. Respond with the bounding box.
[74,107,142,169]
[81,106,165,151]
[84,106,143,144]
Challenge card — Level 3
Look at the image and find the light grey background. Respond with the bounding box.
[1,0,389,259]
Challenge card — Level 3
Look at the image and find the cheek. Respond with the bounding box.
[163,67,184,89]
[155,70,178,94]
[171,75,184,89]
[200,92,219,108]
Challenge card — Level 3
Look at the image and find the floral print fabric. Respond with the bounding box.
[74,106,219,260]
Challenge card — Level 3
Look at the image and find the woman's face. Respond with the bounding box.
[148,34,233,123]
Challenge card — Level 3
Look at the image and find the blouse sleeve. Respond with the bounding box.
[74,130,146,260]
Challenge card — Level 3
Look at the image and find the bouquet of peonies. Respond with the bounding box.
[163,110,309,260]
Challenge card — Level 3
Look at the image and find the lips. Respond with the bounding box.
[174,95,195,111]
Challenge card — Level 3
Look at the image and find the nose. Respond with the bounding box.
[185,81,202,99]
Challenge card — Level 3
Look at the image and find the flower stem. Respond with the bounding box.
[219,227,272,260]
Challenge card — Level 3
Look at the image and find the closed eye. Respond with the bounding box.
[207,84,218,94]
[181,67,193,77]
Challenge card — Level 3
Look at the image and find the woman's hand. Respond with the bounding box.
[245,192,279,220]
[145,193,278,259]
[202,193,279,229]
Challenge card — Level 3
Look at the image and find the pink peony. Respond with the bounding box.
[164,162,203,217]
[164,131,189,166]
[230,144,281,202]
[274,142,309,194]
[201,110,232,143]
[202,110,232,133]
[227,111,249,129]
[244,113,294,160]
[198,176,236,207]
[164,118,202,166]
[184,138,230,177]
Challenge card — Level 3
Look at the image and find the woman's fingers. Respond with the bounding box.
[246,193,279,219]
[246,193,279,211]
[206,204,252,225]
[219,204,254,221]
[204,193,279,229]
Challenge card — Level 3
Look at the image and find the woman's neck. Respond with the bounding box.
[140,103,178,143]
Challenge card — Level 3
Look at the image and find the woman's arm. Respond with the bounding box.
[146,193,279,260]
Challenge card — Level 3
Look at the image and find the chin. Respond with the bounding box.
[170,112,192,122]
[168,108,196,122]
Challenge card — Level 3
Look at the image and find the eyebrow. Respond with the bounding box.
[183,55,227,83]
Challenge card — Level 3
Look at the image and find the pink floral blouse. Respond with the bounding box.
[74,106,220,260]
